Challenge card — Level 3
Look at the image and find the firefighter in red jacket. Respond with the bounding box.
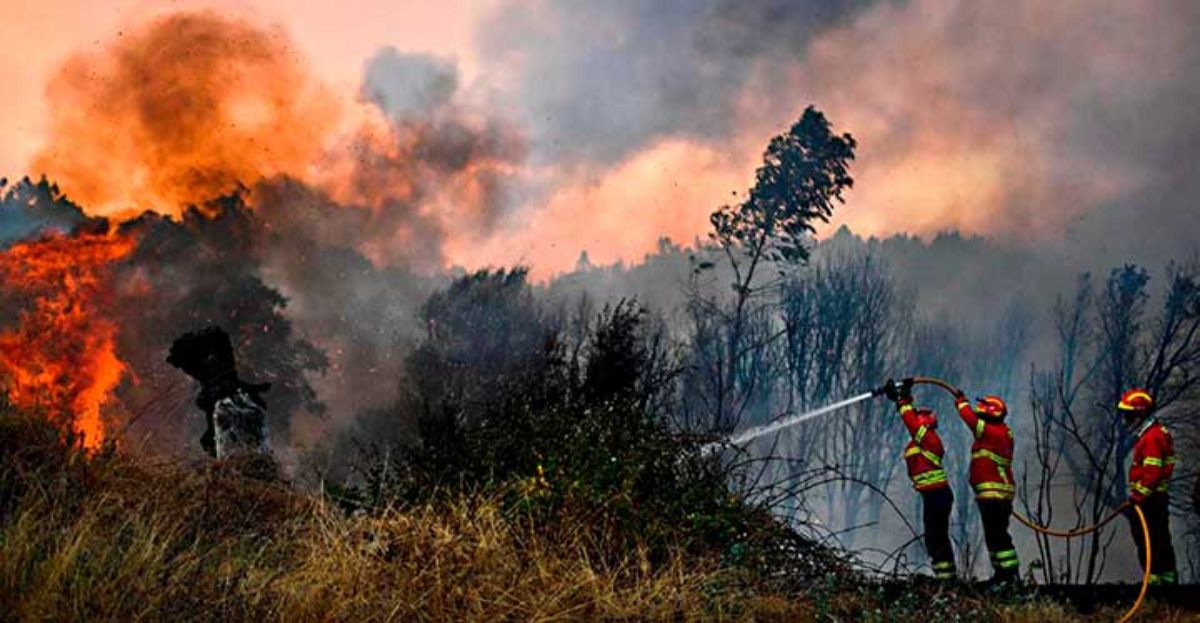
[952,389,1019,583]
[885,379,956,581]
[1118,388,1177,585]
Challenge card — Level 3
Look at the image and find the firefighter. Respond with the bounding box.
[952,390,1019,583]
[884,379,956,581]
[1118,388,1177,585]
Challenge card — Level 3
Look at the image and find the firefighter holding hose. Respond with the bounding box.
[952,389,1020,584]
[1118,388,1178,585]
[883,379,957,581]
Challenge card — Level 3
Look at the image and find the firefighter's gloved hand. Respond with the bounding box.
[952,389,968,404]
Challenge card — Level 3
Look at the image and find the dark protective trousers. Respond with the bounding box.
[1127,494,1177,584]
[977,498,1019,580]
[921,487,956,579]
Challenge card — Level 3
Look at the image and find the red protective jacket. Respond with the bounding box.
[898,399,948,492]
[1129,418,1175,503]
[955,397,1015,500]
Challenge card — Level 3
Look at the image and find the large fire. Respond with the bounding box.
[0,231,134,448]
[0,9,525,449]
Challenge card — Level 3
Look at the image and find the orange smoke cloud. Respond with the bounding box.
[455,138,753,278]
[733,0,1173,242]
[313,110,525,270]
[467,0,1183,276]
[30,10,523,274]
[0,231,134,448]
[32,11,339,218]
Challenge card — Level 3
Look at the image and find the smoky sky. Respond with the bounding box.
[471,0,1200,273]
[361,48,459,119]
[476,0,872,166]
[1055,3,1200,270]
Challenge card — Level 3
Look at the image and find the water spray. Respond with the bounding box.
[702,377,957,455]
[701,384,893,455]
[723,391,877,448]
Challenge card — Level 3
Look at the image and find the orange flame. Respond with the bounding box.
[0,231,134,448]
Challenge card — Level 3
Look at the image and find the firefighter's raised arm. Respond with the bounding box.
[952,387,981,432]
[883,379,925,441]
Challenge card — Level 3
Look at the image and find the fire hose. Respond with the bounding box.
[908,376,1152,622]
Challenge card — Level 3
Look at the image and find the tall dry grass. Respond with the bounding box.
[2,410,1193,622]
[0,451,799,622]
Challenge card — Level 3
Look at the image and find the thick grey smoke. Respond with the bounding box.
[252,178,434,438]
[361,48,459,119]
[476,0,870,166]
[474,0,1200,275]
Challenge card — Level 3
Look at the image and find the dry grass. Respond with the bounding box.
[273,499,742,621]
[1,414,1196,622]
[0,452,809,622]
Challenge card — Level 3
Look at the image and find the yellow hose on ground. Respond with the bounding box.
[1011,502,1128,538]
[1012,504,1150,623]
[906,376,1154,621]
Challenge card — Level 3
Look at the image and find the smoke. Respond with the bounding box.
[29,11,525,267]
[784,1,1200,254]
[476,0,869,167]
[469,0,1200,275]
[20,2,1200,278]
[360,49,458,118]
[249,46,525,428]
[4,11,534,458]
[32,11,338,217]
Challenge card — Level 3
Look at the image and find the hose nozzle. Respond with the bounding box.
[873,377,914,399]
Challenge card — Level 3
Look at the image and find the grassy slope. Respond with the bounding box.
[0,460,755,621]
[0,413,1195,621]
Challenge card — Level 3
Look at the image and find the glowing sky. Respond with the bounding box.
[3,0,1198,276]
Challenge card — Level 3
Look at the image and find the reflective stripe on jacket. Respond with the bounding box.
[1130,418,1175,502]
[956,398,1015,500]
[899,400,948,492]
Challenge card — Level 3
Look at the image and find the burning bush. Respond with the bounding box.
[0,181,329,456]
[0,180,133,448]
